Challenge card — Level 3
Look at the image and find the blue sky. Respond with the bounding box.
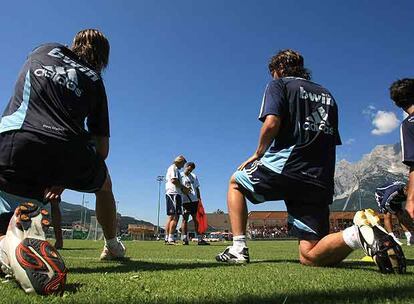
[0,1,413,224]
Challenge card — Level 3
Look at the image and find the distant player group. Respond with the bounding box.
[0,28,414,295]
[164,156,209,245]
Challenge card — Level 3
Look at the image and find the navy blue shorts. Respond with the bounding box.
[183,201,198,215]
[234,160,331,240]
[166,194,182,216]
[0,131,107,200]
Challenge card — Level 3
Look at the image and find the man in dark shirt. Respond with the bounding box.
[0,29,125,261]
[216,50,404,273]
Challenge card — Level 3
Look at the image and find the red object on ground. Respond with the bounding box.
[196,199,208,234]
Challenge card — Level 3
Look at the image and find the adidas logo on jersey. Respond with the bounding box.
[34,65,82,97]
[300,86,333,106]
[303,106,334,135]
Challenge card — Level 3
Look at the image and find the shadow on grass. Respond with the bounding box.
[64,282,84,294]
[190,284,414,304]
[59,247,96,251]
[70,259,225,274]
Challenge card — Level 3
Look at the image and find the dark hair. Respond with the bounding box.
[268,49,311,80]
[71,29,110,73]
[390,78,414,109]
[186,162,196,170]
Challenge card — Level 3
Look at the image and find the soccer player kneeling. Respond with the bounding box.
[215,49,406,274]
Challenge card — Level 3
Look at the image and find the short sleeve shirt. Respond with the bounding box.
[165,164,181,195]
[401,114,414,167]
[258,77,341,192]
[0,43,109,141]
[181,173,200,203]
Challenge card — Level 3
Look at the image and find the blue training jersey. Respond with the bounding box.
[258,77,341,192]
[401,114,414,167]
[0,43,109,141]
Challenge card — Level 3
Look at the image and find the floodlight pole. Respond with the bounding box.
[156,175,164,236]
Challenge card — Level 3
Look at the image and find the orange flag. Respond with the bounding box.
[196,199,208,234]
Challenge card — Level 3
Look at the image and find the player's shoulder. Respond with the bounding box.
[167,164,176,173]
[30,43,65,56]
[265,79,285,91]
[402,114,414,129]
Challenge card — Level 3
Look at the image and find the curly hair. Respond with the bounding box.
[71,29,110,73]
[268,49,311,80]
[390,78,414,109]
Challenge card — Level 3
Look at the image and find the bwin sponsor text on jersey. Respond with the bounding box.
[300,86,333,105]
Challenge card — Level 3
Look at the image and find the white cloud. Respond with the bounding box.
[371,111,400,135]
[344,138,355,145]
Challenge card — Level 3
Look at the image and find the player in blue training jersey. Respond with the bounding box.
[216,49,406,274]
[0,29,125,294]
[375,181,414,245]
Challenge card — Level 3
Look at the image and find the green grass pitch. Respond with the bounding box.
[1,240,414,303]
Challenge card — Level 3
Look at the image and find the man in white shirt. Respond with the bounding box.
[164,155,188,244]
[180,162,209,245]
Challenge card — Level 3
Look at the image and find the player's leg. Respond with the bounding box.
[299,234,353,266]
[384,213,403,245]
[284,198,352,266]
[95,174,117,240]
[383,212,393,232]
[299,207,406,273]
[96,174,126,260]
[216,161,279,263]
[215,175,253,263]
[165,194,172,243]
[50,200,63,249]
[166,194,181,244]
[181,210,190,245]
[164,217,171,243]
[395,209,414,245]
[168,215,178,244]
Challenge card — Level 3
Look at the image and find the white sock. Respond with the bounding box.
[232,235,247,252]
[168,234,174,242]
[164,234,168,241]
[405,231,412,239]
[105,237,118,248]
[342,226,361,250]
[181,234,188,241]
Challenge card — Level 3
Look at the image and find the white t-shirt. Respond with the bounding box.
[181,172,200,203]
[165,164,181,194]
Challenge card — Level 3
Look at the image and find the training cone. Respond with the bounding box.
[361,255,374,262]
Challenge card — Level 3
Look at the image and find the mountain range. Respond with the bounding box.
[48,201,154,230]
[332,142,408,211]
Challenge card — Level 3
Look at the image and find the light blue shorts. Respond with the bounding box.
[0,190,43,215]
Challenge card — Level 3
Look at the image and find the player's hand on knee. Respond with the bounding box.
[238,153,261,171]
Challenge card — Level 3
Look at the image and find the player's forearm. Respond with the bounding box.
[255,115,281,157]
